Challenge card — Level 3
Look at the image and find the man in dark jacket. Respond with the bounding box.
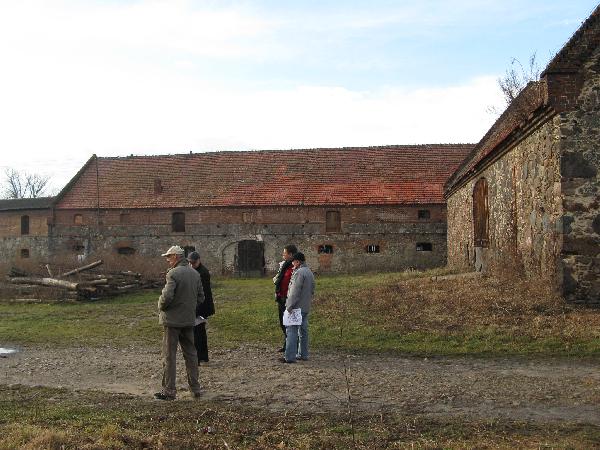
[272,244,297,352]
[187,251,215,363]
[154,245,204,401]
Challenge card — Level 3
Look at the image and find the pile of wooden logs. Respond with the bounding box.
[6,260,163,300]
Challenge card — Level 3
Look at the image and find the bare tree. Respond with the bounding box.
[3,168,50,199]
[488,53,541,116]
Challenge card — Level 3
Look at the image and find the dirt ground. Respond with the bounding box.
[2,343,600,426]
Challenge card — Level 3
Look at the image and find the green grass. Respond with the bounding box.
[1,270,600,356]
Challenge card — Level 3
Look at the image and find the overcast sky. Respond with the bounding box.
[0,0,597,194]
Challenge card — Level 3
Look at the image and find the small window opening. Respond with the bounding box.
[318,244,334,254]
[154,179,163,194]
[418,209,431,219]
[416,242,433,252]
[120,212,130,224]
[74,214,83,225]
[325,210,341,232]
[172,212,185,232]
[21,215,30,235]
[366,244,380,253]
[73,243,85,252]
[117,247,136,255]
[242,212,253,224]
[20,249,30,258]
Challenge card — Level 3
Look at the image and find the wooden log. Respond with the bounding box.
[60,260,103,278]
[78,279,109,287]
[45,264,54,277]
[9,277,79,290]
[119,271,142,278]
[9,267,30,277]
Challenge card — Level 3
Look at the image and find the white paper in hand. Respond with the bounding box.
[283,308,302,326]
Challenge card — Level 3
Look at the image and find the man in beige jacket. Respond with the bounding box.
[154,245,205,400]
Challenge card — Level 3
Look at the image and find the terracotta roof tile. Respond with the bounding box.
[55,145,473,209]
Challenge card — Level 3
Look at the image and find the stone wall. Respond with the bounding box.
[0,209,51,261]
[447,116,563,282]
[559,44,600,302]
[48,204,448,275]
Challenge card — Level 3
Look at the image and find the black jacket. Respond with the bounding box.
[194,263,215,318]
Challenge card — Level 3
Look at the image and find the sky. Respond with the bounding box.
[0,0,598,194]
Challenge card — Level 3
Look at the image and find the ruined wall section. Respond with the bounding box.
[447,117,562,280]
[50,204,448,275]
[559,44,600,302]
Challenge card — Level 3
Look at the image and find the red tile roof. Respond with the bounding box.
[55,146,473,209]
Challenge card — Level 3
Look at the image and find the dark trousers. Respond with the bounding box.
[194,323,209,362]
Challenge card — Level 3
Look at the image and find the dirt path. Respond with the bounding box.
[2,343,600,425]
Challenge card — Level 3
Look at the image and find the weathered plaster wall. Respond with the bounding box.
[559,44,600,302]
[447,116,563,281]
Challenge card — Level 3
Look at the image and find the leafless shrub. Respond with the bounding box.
[488,53,543,117]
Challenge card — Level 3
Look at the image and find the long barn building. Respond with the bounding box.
[2,145,472,275]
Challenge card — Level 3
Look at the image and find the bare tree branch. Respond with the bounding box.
[488,52,541,116]
[2,168,50,199]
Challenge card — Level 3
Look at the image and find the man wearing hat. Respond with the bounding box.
[281,252,315,363]
[154,245,205,400]
[187,251,215,363]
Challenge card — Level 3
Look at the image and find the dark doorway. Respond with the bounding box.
[237,240,264,277]
[473,178,489,248]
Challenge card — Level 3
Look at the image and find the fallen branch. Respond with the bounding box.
[8,277,79,291]
[60,260,103,278]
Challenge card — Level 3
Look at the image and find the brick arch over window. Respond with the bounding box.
[473,178,489,248]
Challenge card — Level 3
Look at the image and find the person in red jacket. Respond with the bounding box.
[272,244,297,352]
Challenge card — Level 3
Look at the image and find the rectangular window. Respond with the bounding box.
[20,249,30,258]
[325,210,341,232]
[120,212,130,224]
[318,244,334,254]
[172,212,185,232]
[416,242,433,252]
[418,209,431,219]
[366,244,380,253]
[21,215,29,235]
[74,214,83,225]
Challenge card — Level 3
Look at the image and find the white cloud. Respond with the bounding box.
[0,1,506,194]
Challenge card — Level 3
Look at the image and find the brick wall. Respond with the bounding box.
[49,204,448,275]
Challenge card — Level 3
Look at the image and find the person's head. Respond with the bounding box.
[282,244,298,261]
[291,252,305,268]
[161,245,184,268]
[187,251,201,269]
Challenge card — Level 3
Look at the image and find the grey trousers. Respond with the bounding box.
[161,326,202,397]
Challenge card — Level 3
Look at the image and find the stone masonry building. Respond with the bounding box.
[445,5,600,303]
[2,145,472,275]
